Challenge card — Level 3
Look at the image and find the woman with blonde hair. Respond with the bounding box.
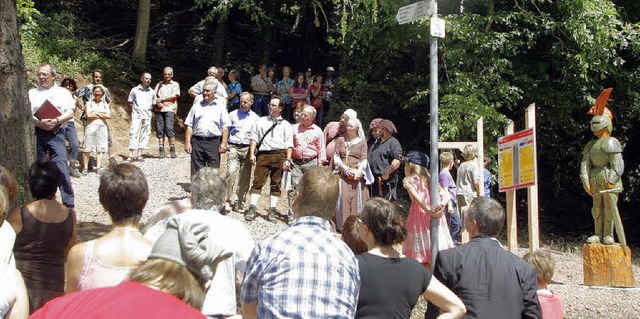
[402,151,454,269]
[0,185,29,319]
[355,198,465,318]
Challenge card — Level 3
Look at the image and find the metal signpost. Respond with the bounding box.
[396,0,443,269]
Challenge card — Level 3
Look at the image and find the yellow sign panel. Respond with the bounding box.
[498,128,537,192]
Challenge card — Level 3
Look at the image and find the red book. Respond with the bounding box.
[34,99,62,133]
[34,99,62,120]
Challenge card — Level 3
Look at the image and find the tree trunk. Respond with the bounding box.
[211,12,228,66]
[0,0,36,205]
[133,0,151,63]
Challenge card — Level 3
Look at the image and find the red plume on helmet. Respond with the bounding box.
[587,88,614,119]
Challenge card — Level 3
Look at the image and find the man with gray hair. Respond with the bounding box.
[184,81,230,176]
[29,63,75,207]
[426,197,541,319]
[287,105,326,223]
[145,168,254,318]
[188,66,228,107]
[154,66,181,158]
[224,92,259,213]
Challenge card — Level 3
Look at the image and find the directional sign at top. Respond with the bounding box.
[396,1,433,25]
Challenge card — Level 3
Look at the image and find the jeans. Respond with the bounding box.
[225,145,252,207]
[447,200,462,243]
[64,121,80,163]
[287,158,319,217]
[36,127,75,207]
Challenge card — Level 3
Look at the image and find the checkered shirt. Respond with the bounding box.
[240,216,360,318]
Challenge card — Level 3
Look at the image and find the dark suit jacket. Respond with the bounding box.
[425,236,541,319]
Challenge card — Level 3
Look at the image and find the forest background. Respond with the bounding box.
[10,0,640,246]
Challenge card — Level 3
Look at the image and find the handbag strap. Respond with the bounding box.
[256,119,280,152]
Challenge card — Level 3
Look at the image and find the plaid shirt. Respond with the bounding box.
[240,216,360,318]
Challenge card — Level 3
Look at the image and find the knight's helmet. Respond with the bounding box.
[588,88,614,134]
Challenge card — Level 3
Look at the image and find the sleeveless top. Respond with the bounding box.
[77,240,136,291]
[13,205,74,291]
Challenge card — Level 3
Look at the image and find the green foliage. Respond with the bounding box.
[19,7,135,86]
[335,0,640,241]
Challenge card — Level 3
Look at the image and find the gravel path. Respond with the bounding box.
[72,153,640,318]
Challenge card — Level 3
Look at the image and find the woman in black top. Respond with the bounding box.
[354,198,465,319]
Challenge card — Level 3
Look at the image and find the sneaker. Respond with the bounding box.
[69,167,81,178]
[159,147,165,158]
[170,146,177,158]
[245,205,257,221]
[267,207,277,223]
[222,202,232,215]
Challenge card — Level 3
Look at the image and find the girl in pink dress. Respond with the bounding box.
[401,151,454,268]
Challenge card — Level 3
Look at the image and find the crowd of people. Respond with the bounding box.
[0,62,565,318]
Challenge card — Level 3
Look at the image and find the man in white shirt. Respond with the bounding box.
[29,64,75,207]
[246,96,293,222]
[127,72,157,161]
[188,66,228,107]
[154,67,181,158]
[225,92,259,213]
[184,81,230,177]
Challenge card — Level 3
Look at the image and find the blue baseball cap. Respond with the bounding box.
[403,151,430,168]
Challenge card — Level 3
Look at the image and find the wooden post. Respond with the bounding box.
[505,121,518,253]
[525,104,540,251]
[477,117,484,197]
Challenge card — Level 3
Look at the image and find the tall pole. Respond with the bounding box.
[429,0,440,270]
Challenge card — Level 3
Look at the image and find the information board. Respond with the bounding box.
[498,128,537,192]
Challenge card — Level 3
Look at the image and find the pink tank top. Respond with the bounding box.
[76,240,137,291]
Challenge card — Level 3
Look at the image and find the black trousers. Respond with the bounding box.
[190,136,221,177]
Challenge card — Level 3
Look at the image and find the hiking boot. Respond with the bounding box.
[159,147,165,158]
[170,145,177,158]
[267,207,278,223]
[287,212,294,225]
[245,205,257,221]
[69,167,81,178]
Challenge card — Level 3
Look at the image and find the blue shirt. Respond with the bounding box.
[226,81,242,104]
[484,168,491,197]
[240,216,360,319]
[228,109,259,145]
[275,78,295,104]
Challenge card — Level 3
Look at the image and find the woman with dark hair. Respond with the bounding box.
[8,161,77,313]
[288,72,309,109]
[65,163,152,292]
[60,78,83,178]
[31,218,230,318]
[355,198,466,319]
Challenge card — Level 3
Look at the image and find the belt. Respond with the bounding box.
[253,93,271,98]
[258,149,285,155]
[229,142,250,147]
[293,157,317,165]
[193,135,220,141]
